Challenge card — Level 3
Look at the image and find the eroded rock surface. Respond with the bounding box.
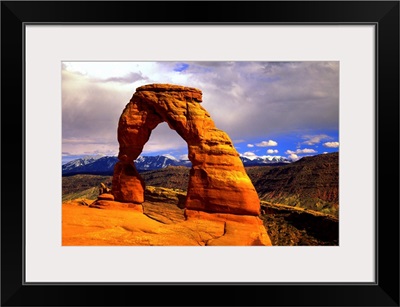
[112,84,260,216]
[63,200,270,246]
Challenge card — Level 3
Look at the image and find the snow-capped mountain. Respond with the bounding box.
[134,155,191,170]
[62,155,191,175]
[62,155,104,173]
[62,154,291,175]
[62,156,118,175]
[239,155,290,166]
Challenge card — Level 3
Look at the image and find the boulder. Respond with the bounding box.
[97,193,114,201]
[89,200,143,212]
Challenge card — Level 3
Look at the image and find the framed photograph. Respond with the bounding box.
[2,1,399,306]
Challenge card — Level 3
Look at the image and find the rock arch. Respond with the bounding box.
[112,84,261,216]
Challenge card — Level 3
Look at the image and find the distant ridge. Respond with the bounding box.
[62,156,118,176]
[239,155,290,167]
[138,152,339,216]
[62,155,190,176]
[62,154,292,175]
[247,152,339,216]
[62,152,338,216]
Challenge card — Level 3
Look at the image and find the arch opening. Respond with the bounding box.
[137,121,189,166]
[135,122,190,206]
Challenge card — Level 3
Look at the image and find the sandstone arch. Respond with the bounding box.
[112,84,261,216]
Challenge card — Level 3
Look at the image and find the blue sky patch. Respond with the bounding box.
[173,63,189,72]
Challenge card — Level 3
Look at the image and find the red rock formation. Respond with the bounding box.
[97,193,114,201]
[112,84,260,216]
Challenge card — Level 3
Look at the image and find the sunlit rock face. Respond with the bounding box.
[112,84,260,216]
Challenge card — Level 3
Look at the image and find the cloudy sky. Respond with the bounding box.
[62,61,339,164]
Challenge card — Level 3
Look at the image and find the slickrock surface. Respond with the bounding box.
[62,199,271,246]
[112,84,260,216]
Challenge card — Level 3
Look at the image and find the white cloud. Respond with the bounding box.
[323,141,339,148]
[285,148,317,155]
[288,153,299,161]
[62,61,339,156]
[300,148,317,154]
[247,144,254,148]
[162,154,178,160]
[179,154,189,161]
[255,140,278,147]
[141,125,187,154]
[267,149,278,154]
[302,134,331,145]
[241,152,258,160]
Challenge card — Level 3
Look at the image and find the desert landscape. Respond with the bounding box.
[62,83,339,246]
[62,152,338,246]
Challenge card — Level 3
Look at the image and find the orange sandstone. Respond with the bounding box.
[112,84,260,216]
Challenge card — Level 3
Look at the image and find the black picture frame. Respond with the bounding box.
[1,1,399,306]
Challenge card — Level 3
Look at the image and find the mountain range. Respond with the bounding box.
[62,152,339,217]
[136,152,339,216]
[62,154,290,175]
[246,152,339,216]
[62,152,339,245]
